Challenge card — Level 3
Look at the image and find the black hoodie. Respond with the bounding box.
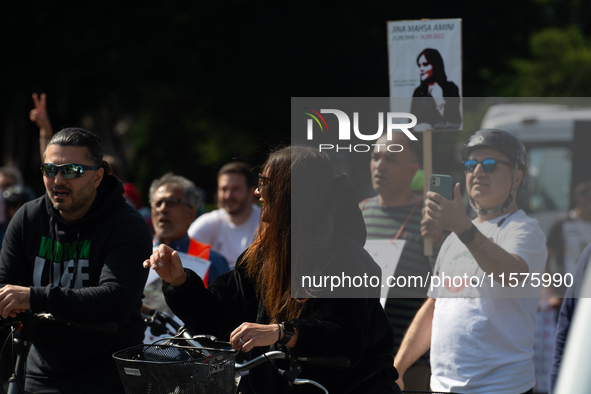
[0,174,152,393]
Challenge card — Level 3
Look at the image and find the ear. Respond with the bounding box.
[185,207,197,227]
[93,168,105,188]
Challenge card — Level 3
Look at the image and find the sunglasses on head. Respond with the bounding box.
[463,158,513,173]
[40,163,98,179]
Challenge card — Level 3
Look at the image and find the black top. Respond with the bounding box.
[411,80,461,130]
[163,174,398,393]
[0,174,152,393]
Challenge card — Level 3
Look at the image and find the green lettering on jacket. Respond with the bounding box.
[39,237,91,262]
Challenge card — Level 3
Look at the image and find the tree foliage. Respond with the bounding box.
[502,26,591,96]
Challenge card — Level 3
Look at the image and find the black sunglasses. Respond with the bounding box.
[152,198,193,209]
[463,158,513,173]
[40,163,98,179]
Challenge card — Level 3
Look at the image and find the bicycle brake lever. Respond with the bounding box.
[277,357,303,384]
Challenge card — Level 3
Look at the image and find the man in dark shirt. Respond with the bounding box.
[0,128,152,393]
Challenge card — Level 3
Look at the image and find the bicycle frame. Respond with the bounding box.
[137,312,348,393]
[0,313,118,394]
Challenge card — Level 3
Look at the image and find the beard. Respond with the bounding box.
[49,180,95,216]
[223,195,250,216]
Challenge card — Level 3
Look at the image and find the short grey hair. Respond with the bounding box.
[149,172,201,209]
[0,165,23,186]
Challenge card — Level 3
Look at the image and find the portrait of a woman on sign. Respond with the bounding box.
[410,48,462,131]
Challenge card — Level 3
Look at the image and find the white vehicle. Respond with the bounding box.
[480,102,591,236]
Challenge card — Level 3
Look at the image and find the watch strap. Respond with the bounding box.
[458,223,478,245]
[278,321,294,345]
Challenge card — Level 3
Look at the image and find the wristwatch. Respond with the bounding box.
[278,321,295,345]
[458,224,478,245]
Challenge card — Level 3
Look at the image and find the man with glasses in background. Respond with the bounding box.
[0,128,152,393]
[142,173,229,342]
[394,129,547,394]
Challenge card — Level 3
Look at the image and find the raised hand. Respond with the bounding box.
[420,205,443,244]
[143,244,187,287]
[30,93,52,130]
[424,182,472,235]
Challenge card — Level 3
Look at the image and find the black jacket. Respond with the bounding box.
[0,174,152,393]
[163,174,398,393]
[411,80,461,129]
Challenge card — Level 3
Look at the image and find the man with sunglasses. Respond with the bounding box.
[0,128,152,393]
[394,129,547,394]
[143,173,229,341]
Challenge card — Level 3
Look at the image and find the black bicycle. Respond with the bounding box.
[0,312,118,394]
[113,324,349,394]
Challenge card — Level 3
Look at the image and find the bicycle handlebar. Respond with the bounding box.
[234,350,350,371]
[0,312,119,333]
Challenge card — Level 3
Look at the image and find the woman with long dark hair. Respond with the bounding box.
[410,48,461,131]
[144,145,400,393]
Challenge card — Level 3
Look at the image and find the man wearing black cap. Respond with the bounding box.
[394,129,547,394]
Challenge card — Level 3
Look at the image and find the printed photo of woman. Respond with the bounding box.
[410,48,462,131]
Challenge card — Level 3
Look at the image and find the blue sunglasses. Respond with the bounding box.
[463,158,513,173]
[40,163,98,179]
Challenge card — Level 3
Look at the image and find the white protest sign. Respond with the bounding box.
[365,239,406,308]
[143,250,211,343]
[387,18,463,131]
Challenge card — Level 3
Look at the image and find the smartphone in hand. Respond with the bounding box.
[429,174,453,201]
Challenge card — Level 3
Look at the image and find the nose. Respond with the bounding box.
[254,187,261,197]
[374,158,386,171]
[472,162,487,176]
[54,170,67,185]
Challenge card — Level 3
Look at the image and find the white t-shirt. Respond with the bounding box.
[188,204,260,268]
[428,210,547,394]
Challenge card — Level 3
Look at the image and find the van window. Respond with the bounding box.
[518,147,572,214]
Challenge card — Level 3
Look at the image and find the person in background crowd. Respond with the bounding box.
[360,133,442,391]
[0,185,36,248]
[532,180,591,392]
[395,129,547,394]
[0,167,22,190]
[548,242,591,394]
[188,161,260,268]
[30,93,53,159]
[0,166,23,232]
[547,180,591,298]
[103,154,143,210]
[142,173,229,342]
[0,184,35,384]
[0,128,152,393]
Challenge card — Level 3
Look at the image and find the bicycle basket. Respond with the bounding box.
[113,343,236,394]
